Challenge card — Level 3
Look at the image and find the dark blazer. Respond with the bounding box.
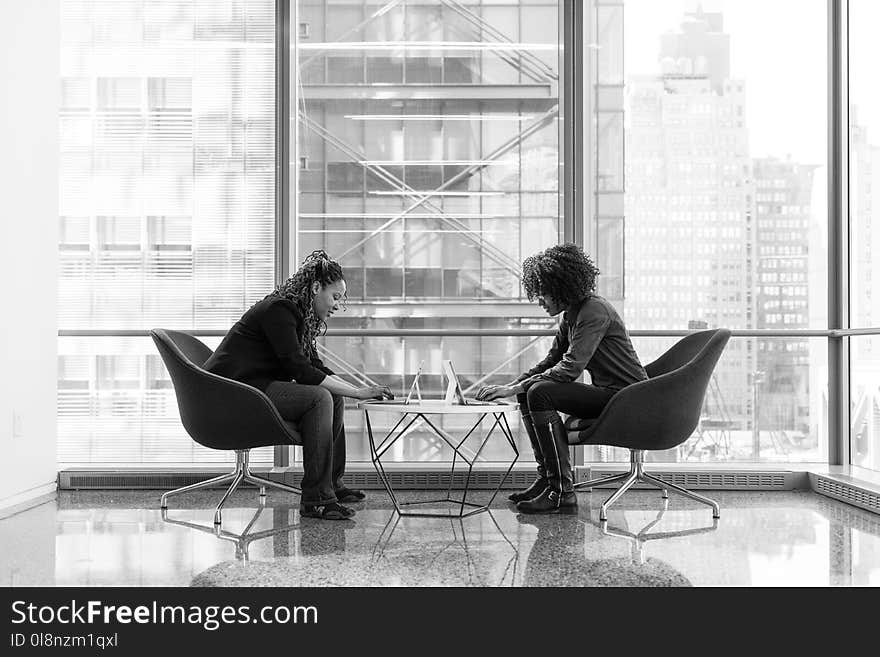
[204,296,334,392]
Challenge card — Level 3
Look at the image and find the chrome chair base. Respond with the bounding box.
[573,450,720,521]
[160,449,302,525]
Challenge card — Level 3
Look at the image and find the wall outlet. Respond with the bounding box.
[574,466,593,483]
[12,411,24,438]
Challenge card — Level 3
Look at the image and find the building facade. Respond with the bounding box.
[624,7,755,458]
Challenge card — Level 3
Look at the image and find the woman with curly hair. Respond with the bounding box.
[204,250,392,520]
[476,243,646,514]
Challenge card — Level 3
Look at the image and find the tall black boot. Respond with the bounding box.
[508,411,549,503]
[516,410,577,514]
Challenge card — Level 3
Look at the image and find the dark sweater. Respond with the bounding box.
[204,296,334,392]
[516,294,647,392]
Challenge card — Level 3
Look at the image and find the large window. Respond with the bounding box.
[56,1,873,473]
[293,0,563,462]
[617,0,828,463]
[849,0,880,473]
[58,0,277,465]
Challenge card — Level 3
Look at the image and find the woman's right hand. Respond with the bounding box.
[356,385,394,400]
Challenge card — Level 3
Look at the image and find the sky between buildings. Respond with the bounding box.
[625,0,880,163]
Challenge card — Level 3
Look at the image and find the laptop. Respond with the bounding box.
[404,360,424,405]
[367,360,492,406]
[442,360,493,406]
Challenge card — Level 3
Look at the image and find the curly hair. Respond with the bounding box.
[270,250,345,358]
[521,243,600,309]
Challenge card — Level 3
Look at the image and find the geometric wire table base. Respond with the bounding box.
[361,401,519,518]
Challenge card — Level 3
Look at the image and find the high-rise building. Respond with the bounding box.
[753,157,817,449]
[625,7,754,442]
[850,111,880,470]
[850,113,880,339]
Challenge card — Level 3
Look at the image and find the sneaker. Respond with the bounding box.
[300,502,356,520]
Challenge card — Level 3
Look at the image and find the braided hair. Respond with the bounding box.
[270,250,345,358]
[521,243,600,309]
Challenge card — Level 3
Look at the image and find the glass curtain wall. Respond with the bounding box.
[849,0,880,473]
[56,0,862,471]
[58,0,277,465]
[292,0,563,462]
[606,0,829,464]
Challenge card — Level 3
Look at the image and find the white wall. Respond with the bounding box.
[0,0,59,513]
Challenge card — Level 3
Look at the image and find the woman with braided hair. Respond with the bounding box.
[205,250,393,520]
[476,243,646,514]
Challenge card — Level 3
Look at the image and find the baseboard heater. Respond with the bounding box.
[58,469,536,491]
[59,467,800,491]
[810,473,880,516]
[576,468,802,491]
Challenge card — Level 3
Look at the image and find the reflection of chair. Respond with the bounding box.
[371,511,519,586]
[161,503,299,561]
[585,500,719,565]
[568,329,731,520]
[151,329,303,525]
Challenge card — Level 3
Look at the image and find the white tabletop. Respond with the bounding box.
[358,399,518,414]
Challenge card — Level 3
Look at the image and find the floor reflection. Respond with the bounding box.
[160,503,300,562]
[517,510,694,587]
[2,489,880,586]
[370,510,519,586]
[585,500,719,565]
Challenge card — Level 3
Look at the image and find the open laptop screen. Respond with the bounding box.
[404,360,424,405]
[442,360,493,405]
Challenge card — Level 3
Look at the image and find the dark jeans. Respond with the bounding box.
[517,380,617,421]
[264,382,348,505]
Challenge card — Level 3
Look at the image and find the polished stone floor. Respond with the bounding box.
[2,488,880,586]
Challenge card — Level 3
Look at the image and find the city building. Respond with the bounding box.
[753,157,817,456]
[624,7,754,453]
[850,111,880,470]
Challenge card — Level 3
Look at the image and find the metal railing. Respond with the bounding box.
[58,328,880,338]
